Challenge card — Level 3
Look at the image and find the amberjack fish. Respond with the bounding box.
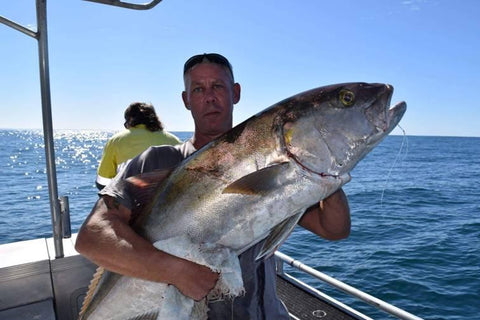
[79,82,406,320]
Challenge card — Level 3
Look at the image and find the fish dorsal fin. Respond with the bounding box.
[222,162,289,195]
[256,212,304,261]
[127,310,160,320]
[78,266,105,320]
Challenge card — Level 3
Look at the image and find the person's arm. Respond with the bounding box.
[298,188,351,240]
[75,195,219,300]
[95,139,116,190]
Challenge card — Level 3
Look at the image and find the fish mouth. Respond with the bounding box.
[387,100,407,131]
[364,84,406,146]
[373,84,407,134]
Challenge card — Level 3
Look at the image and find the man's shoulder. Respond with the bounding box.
[173,139,196,158]
[118,145,178,178]
[132,140,192,171]
[139,145,184,166]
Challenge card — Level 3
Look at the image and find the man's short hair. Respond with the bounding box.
[183,53,234,82]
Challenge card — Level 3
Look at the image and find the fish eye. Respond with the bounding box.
[339,89,355,107]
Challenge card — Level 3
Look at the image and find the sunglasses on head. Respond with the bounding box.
[183,53,234,81]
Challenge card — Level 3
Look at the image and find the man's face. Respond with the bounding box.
[182,62,240,139]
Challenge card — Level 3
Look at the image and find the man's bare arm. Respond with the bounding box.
[299,188,351,240]
[75,195,218,300]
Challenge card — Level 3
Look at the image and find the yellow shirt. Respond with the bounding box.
[96,125,181,187]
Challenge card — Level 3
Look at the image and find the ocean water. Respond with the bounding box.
[0,129,479,320]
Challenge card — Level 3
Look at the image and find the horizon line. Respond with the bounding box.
[0,128,479,139]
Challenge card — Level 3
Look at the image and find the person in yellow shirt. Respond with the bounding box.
[96,102,181,189]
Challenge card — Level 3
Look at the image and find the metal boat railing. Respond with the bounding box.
[83,0,163,10]
[1,0,65,258]
[1,0,166,259]
[275,251,423,320]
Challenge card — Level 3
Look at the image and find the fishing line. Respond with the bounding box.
[349,127,409,276]
[380,125,409,209]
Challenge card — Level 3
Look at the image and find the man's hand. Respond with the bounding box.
[174,259,220,301]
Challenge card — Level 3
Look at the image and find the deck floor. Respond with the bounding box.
[276,275,360,320]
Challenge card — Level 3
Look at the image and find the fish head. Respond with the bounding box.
[280,82,406,176]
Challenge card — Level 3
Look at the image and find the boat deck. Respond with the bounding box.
[277,275,360,320]
[0,235,364,320]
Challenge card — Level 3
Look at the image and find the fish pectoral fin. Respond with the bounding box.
[126,168,174,189]
[256,212,304,261]
[126,310,159,320]
[126,168,174,210]
[222,162,289,195]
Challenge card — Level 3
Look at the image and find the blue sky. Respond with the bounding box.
[1,0,479,137]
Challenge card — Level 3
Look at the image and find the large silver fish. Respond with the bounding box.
[79,82,406,320]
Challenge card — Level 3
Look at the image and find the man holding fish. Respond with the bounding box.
[76,53,351,319]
